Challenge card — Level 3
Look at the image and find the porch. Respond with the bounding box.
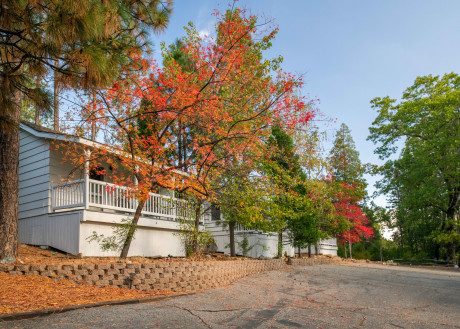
[51,178,202,222]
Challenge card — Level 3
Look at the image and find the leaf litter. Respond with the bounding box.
[0,272,171,314]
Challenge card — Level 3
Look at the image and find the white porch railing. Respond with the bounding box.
[235,223,256,232]
[51,179,197,221]
[51,179,85,210]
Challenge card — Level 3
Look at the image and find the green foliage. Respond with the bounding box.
[1,0,172,130]
[238,234,252,257]
[368,73,460,262]
[287,206,322,250]
[263,125,340,256]
[86,217,138,253]
[330,123,367,191]
[338,237,402,261]
[175,218,215,257]
[263,125,303,257]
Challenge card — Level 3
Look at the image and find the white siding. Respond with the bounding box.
[18,211,82,254]
[49,148,82,183]
[206,221,338,257]
[206,221,295,258]
[18,130,51,219]
[302,238,338,256]
[80,210,184,257]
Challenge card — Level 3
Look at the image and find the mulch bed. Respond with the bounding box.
[1,244,344,315]
[0,273,172,314]
[11,243,246,266]
[0,244,239,315]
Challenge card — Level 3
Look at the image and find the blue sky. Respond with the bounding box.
[150,0,460,206]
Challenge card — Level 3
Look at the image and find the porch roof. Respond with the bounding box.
[20,120,105,149]
[20,121,189,178]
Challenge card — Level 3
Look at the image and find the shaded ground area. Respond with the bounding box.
[2,264,460,328]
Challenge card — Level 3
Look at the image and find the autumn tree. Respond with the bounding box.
[334,184,373,258]
[69,8,308,258]
[289,120,343,257]
[0,0,172,262]
[212,160,278,257]
[330,123,371,258]
[369,73,460,263]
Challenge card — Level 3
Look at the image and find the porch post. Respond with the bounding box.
[171,175,176,220]
[134,165,139,210]
[84,150,91,209]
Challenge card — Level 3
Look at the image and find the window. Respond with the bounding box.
[89,166,104,181]
[211,204,221,221]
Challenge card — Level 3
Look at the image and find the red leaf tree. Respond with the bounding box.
[64,7,311,258]
[335,183,374,257]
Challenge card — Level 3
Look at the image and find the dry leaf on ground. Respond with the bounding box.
[0,273,171,314]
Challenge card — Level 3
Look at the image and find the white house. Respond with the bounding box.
[18,121,337,258]
[18,121,190,257]
[206,221,337,258]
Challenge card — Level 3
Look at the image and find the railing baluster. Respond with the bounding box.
[52,178,189,221]
[63,185,66,207]
[70,184,74,206]
[109,185,113,207]
[123,188,126,209]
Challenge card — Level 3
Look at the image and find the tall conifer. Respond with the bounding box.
[0,0,172,262]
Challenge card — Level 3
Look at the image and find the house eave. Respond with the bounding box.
[20,122,105,149]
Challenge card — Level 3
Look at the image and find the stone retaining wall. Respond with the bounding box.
[0,257,341,292]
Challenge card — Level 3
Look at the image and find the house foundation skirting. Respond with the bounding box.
[0,258,342,292]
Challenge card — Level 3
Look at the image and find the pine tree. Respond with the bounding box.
[0,0,172,262]
[329,123,369,258]
[329,123,365,186]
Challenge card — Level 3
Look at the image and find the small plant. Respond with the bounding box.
[86,217,137,252]
[175,218,215,257]
[233,233,268,257]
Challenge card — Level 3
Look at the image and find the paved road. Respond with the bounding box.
[2,264,460,329]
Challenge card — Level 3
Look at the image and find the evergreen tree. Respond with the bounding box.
[329,123,366,187]
[330,123,370,258]
[0,0,172,262]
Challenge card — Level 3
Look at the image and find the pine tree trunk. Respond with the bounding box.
[308,244,311,258]
[53,63,59,132]
[277,230,283,258]
[35,108,40,125]
[315,242,318,255]
[35,77,41,125]
[380,238,383,262]
[91,92,96,141]
[229,221,235,257]
[120,199,146,259]
[0,88,21,262]
[298,246,301,258]
[348,241,353,259]
[344,242,347,259]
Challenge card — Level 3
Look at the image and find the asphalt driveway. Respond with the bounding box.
[2,263,459,328]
